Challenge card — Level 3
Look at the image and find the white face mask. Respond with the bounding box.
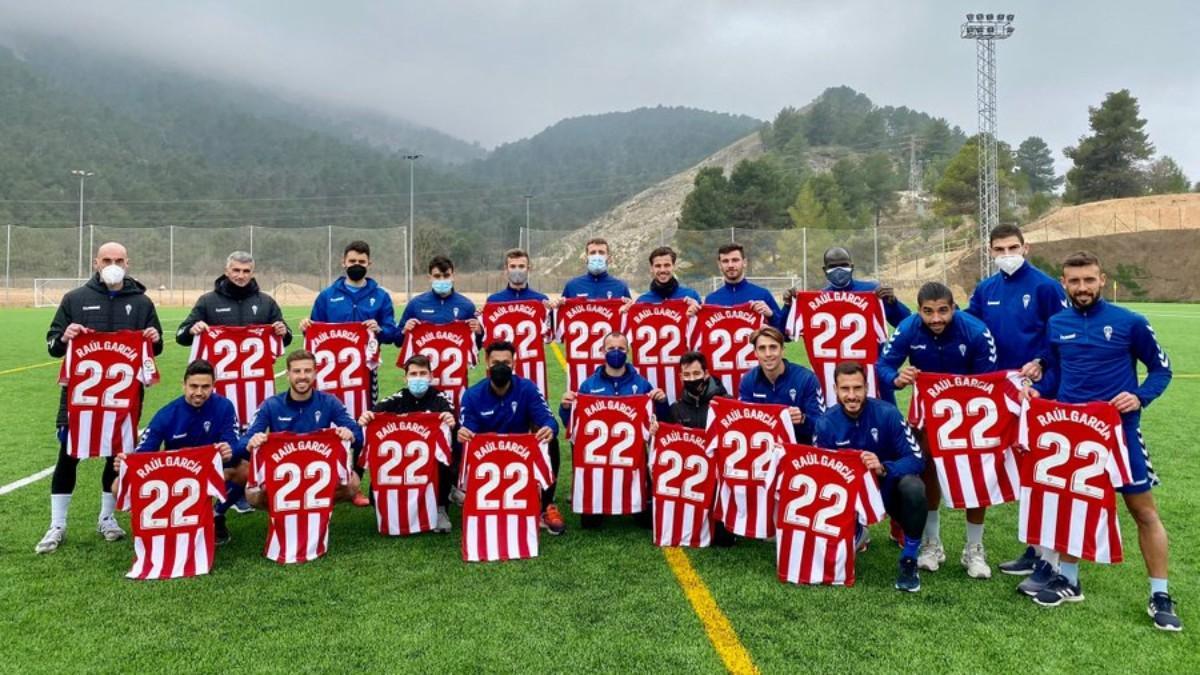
[100,264,126,286]
[994,254,1024,276]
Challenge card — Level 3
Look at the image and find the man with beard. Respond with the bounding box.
[738,327,824,443]
[636,246,701,314]
[704,243,784,331]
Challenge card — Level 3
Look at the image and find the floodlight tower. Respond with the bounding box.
[961,12,1014,279]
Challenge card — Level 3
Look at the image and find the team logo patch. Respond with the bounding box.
[252,304,259,315]
[314,411,322,424]
[870,428,879,443]
[125,304,132,316]
[369,297,376,307]
[633,385,640,393]
[453,307,460,318]
[1103,325,1113,341]
[511,401,518,413]
[1022,293,1031,309]
[203,421,211,434]
[143,359,157,376]
[959,344,967,357]
[789,388,797,402]
[606,291,613,299]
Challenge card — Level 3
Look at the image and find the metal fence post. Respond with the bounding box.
[730,227,735,243]
[169,225,175,304]
[249,225,254,258]
[88,224,94,265]
[802,227,808,291]
[941,228,947,284]
[327,225,333,283]
[4,224,10,305]
[873,225,879,278]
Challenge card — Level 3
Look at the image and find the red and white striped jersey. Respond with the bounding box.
[361,412,452,536]
[691,304,763,395]
[555,298,626,393]
[569,394,653,515]
[1017,398,1133,564]
[188,325,284,428]
[250,429,351,565]
[116,444,226,580]
[650,423,716,548]
[624,300,692,404]
[908,371,1024,509]
[460,433,553,563]
[788,291,888,404]
[306,321,380,422]
[705,397,796,539]
[398,321,478,413]
[481,301,550,400]
[767,443,885,586]
[60,330,159,458]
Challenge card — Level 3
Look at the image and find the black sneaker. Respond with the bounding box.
[1033,574,1084,607]
[1017,560,1056,597]
[1148,593,1182,632]
[895,556,921,593]
[214,515,231,546]
[999,546,1040,576]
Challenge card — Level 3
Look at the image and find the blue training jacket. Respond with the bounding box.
[877,312,997,387]
[310,277,399,345]
[135,393,241,458]
[738,361,825,443]
[814,398,923,478]
[705,279,786,332]
[635,284,702,304]
[823,278,912,328]
[236,391,363,454]
[398,289,478,334]
[460,375,559,435]
[966,262,1067,370]
[561,365,669,427]
[561,271,631,300]
[487,286,550,303]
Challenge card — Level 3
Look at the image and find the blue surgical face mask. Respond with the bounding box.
[587,254,608,275]
[408,376,430,397]
[605,348,627,369]
[825,266,853,289]
[431,279,453,296]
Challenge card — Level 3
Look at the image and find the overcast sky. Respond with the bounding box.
[2,0,1196,175]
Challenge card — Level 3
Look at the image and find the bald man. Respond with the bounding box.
[37,242,164,554]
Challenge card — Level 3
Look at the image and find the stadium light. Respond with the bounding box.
[70,169,95,279]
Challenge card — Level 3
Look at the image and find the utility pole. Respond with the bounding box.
[524,193,533,249]
[404,154,422,302]
[71,169,95,278]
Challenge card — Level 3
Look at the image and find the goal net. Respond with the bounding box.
[34,278,88,308]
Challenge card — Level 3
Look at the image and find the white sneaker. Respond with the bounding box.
[961,543,992,579]
[917,538,945,572]
[97,516,125,542]
[434,507,452,533]
[35,526,66,554]
[449,486,466,507]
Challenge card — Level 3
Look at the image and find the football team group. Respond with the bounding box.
[34,223,1181,632]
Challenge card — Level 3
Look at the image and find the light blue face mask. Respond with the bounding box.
[431,279,453,296]
[408,376,430,397]
[587,254,608,275]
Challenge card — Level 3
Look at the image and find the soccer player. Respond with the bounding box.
[488,248,551,304]
[636,246,701,313]
[1023,251,1179,631]
[358,354,457,532]
[665,351,728,429]
[705,243,785,331]
[117,360,243,545]
[399,255,483,337]
[36,241,164,555]
[965,224,1069,577]
[738,327,824,443]
[239,349,364,508]
[554,237,632,304]
[815,361,927,592]
[300,240,399,345]
[877,281,998,578]
[457,341,562,532]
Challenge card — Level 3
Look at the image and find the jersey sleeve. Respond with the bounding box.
[855,470,887,525]
[876,321,911,389]
[115,460,133,511]
[1131,317,1172,407]
[46,299,73,358]
[883,297,911,328]
[206,447,229,500]
[138,334,161,387]
[377,293,400,346]
[135,408,167,453]
[883,410,923,477]
[971,326,999,374]
[796,372,823,441]
[175,299,207,346]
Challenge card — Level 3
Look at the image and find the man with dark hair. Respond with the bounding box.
[302,240,399,345]
[738,326,824,443]
[37,241,164,554]
[359,354,458,532]
[666,351,727,429]
[815,361,927,592]
[636,246,701,313]
[877,281,999,578]
[813,247,910,327]
[489,249,551,304]
[966,224,1068,577]
[1023,251,1179,631]
[116,360,243,545]
[399,255,482,337]
[458,341,562,533]
[556,237,632,303]
[176,251,291,348]
[704,243,785,331]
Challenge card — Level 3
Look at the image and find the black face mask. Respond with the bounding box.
[489,363,513,389]
[684,378,707,397]
[650,276,680,298]
[346,264,368,282]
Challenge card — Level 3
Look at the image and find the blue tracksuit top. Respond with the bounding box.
[738,361,825,443]
[460,375,559,435]
[705,279,786,332]
[966,262,1067,370]
[310,277,399,345]
[814,398,924,478]
[399,289,478,332]
[236,390,363,454]
[487,286,550,303]
[135,393,241,458]
[561,365,669,427]
[561,271,631,300]
[635,284,702,304]
[877,312,998,387]
[823,278,912,328]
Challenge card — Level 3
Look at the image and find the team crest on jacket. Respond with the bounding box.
[125,304,132,316]
[453,307,460,318]
[511,401,518,413]
[369,297,376,306]
[203,421,211,434]
[252,304,259,315]
[789,388,797,402]
[606,291,613,299]
[870,428,879,442]
[315,411,322,424]
[1104,325,1113,341]
[959,344,967,356]
[1022,293,1031,309]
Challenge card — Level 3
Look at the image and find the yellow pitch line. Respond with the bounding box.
[547,340,758,673]
[0,361,58,376]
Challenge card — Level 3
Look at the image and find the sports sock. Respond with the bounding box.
[1060,561,1080,585]
[901,535,920,559]
[1150,578,1169,596]
[965,522,984,546]
[216,481,244,516]
[1042,548,1060,569]
[50,494,72,529]
[99,492,116,520]
[922,510,940,541]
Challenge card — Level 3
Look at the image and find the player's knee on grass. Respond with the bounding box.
[335,473,362,501]
[892,474,927,540]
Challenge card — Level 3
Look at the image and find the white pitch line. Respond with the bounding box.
[0,466,55,496]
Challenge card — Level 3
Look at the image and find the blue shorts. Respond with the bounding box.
[1117,415,1158,495]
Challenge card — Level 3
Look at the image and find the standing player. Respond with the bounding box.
[818,247,910,327]
[738,327,824,444]
[556,238,632,302]
[814,362,927,592]
[705,243,785,332]
[36,242,163,554]
[488,248,551,304]
[1025,251,1179,631]
[399,255,483,338]
[301,240,399,346]
[876,282,998,578]
[966,224,1069,576]
[457,341,562,533]
[636,246,702,310]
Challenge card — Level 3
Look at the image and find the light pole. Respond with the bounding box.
[961,12,1015,279]
[404,154,422,302]
[523,193,533,249]
[71,169,95,278]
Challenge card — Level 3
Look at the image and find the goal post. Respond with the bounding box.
[34,278,88,308]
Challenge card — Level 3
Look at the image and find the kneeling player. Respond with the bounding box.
[814,362,927,592]
[117,360,245,544]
